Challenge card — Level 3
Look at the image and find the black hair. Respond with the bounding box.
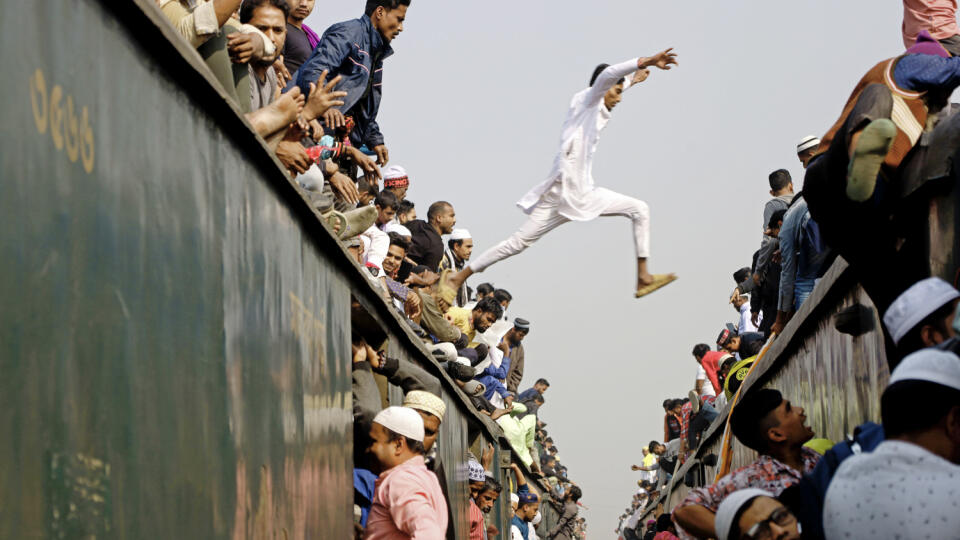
[474,297,504,320]
[482,475,502,494]
[733,266,752,284]
[387,232,409,251]
[896,300,958,357]
[536,378,550,387]
[476,283,495,297]
[692,343,711,361]
[768,169,792,191]
[568,485,583,502]
[662,399,672,409]
[384,426,425,455]
[397,199,415,215]
[240,0,290,23]
[364,0,410,16]
[730,389,784,453]
[375,189,400,211]
[427,201,452,222]
[647,440,662,451]
[494,289,513,303]
[545,437,554,443]
[589,63,627,87]
[357,176,379,198]
[768,209,787,230]
[447,238,469,251]
[655,514,674,533]
[881,379,960,438]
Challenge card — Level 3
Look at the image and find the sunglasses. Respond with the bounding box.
[742,507,797,540]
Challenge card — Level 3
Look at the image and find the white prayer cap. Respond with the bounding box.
[403,390,446,421]
[383,165,408,180]
[510,493,520,505]
[715,489,773,540]
[796,135,820,153]
[883,277,960,344]
[373,406,424,442]
[449,228,472,241]
[889,348,960,391]
[532,511,542,526]
[384,223,412,237]
[467,459,485,482]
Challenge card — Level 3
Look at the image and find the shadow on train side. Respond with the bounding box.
[0,0,557,537]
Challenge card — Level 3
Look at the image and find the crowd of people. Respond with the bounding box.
[618,2,960,538]
[153,0,960,538]
[153,0,592,537]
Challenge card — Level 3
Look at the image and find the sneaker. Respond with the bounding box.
[688,390,701,414]
[846,118,896,202]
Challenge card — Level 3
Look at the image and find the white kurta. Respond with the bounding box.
[823,440,960,539]
[516,58,640,221]
[468,58,651,274]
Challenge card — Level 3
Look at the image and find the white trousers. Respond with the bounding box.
[469,187,650,273]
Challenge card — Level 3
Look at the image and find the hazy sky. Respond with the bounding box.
[307,1,905,532]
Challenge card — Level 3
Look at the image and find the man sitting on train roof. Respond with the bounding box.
[823,348,960,538]
[364,406,448,539]
[672,389,820,539]
[803,30,960,318]
[883,276,959,365]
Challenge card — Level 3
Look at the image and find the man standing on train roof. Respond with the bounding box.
[444,49,680,299]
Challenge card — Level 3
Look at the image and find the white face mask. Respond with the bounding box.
[532,511,542,526]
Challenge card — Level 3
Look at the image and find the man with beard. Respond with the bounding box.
[446,297,503,344]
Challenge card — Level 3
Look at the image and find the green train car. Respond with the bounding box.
[0,0,559,537]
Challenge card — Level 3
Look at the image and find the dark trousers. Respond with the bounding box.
[803,84,926,315]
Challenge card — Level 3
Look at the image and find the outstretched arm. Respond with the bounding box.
[586,48,678,103]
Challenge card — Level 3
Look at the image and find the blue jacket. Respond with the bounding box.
[292,15,392,148]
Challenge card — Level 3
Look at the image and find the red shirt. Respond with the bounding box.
[698,351,725,393]
[468,499,484,540]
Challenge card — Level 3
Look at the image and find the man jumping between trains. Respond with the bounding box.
[446,49,679,298]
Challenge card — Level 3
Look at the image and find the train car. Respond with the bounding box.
[0,0,559,537]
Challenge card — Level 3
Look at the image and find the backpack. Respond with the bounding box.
[778,422,885,539]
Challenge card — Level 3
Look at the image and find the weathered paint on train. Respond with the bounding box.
[0,0,554,537]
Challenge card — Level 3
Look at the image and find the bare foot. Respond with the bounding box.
[245,87,304,139]
[637,272,656,288]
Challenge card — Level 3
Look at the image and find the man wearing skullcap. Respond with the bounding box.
[673,389,819,539]
[883,276,959,361]
[465,458,487,540]
[382,165,410,200]
[504,319,531,394]
[795,135,820,168]
[365,407,448,539]
[445,49,679,300]
[803,30,960,316]
[509,463,540,540]
[440,228,474,307]
[823,349,960,539]
[402,390,445,453]
[713,489,799,540]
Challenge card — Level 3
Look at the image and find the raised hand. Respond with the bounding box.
[302,71,347,122]
[631,68,650,85]
[641,47,678,70]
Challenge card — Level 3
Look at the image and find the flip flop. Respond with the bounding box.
[635,274,678,298]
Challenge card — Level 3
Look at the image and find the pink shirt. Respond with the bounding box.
[364,456,448,540]
[903,0,959,47]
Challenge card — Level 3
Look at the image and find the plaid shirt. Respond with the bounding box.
[674,447,821,540]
